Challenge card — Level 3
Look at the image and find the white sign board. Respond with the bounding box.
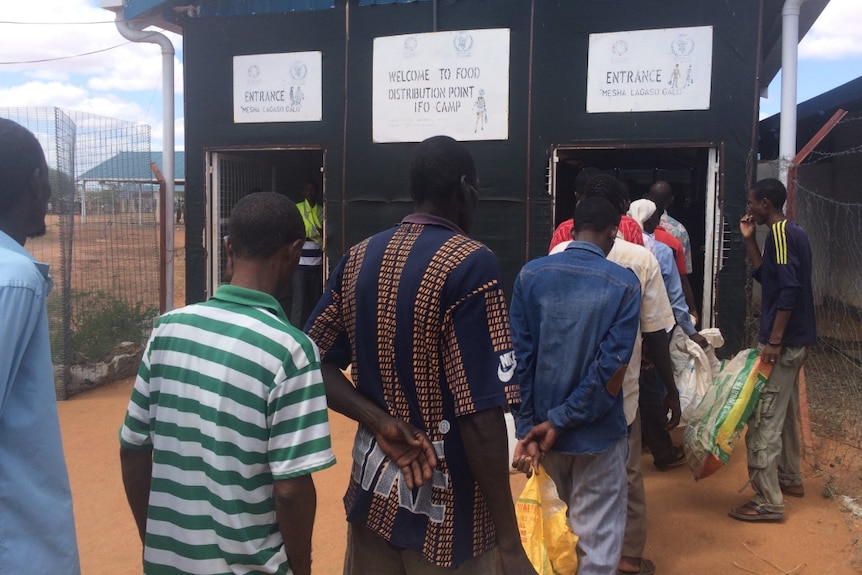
[373,29,510,142]
[233,52,322,123]
[587,26,713,113]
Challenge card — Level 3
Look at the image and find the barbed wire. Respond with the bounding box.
[805,144,862,163]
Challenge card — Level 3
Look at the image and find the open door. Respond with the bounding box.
[701,147,722,327]
[549,143,724,324]
[208,152,273,295]
[205,148,326,313]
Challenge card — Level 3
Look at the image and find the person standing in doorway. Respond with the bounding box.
[549,167,644,253]
[0,118,81,574]
[293,179,323,328]
[730,178,816,522]
[648,180,698,324]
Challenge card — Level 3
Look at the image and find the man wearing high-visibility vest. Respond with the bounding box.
[292,180,323,328]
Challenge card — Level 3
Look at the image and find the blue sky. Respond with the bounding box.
[1,0,859,151]
[759,0,862,118]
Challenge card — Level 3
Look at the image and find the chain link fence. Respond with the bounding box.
[1,107,160,399]
[757,111,862,539]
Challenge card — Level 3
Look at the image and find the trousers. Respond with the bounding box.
[544,435,629,575]
[745,345,808,513]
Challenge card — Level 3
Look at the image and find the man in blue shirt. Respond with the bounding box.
[0,118,81,573]
[731,178,816,522]
[512,197,642,575]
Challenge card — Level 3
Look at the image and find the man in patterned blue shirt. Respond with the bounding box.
[307,135,536,574]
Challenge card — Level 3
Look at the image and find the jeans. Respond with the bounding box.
[543,435,629,575]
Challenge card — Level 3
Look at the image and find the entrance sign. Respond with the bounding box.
[587,26,713,113]
[372,29,510,142]
[233,52,322,123]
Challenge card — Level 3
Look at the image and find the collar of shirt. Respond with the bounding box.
[0,229,52,290]
[401,212,465,235]
[212,284,289,324]
[563,240,607,258]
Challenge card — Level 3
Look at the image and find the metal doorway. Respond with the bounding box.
[548,144,724,327]
[205,147,326,301]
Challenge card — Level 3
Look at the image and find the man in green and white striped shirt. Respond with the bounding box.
[120,192,335,575]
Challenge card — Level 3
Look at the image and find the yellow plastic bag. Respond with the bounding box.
[515,465,579,575]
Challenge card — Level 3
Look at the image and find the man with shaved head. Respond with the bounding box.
[306,136,536,574]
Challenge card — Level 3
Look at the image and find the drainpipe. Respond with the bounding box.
[778,0,807,189]
[112,11,176,311]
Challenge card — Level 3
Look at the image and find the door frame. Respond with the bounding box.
[205,145,327,299]
[548,141,726,327]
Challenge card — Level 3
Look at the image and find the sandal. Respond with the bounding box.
[728,501,784,522]
[617,557,656,575]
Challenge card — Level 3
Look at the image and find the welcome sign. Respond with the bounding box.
[372,28,510,142]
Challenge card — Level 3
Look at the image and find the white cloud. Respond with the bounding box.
[799,0,862,60]
[89,56,184,95]
[0,81,90,108]
[149,116,186,152]
[0,81,155,131]
[3,2,154,73]
[0,0,184,149]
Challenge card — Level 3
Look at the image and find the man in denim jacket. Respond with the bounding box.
[512,197,641,575]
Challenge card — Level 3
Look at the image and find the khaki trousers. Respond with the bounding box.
[745,345,808,513]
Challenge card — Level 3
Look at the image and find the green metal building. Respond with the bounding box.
[120,0,828,352]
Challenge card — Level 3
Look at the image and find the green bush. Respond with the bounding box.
[68,291,159,361]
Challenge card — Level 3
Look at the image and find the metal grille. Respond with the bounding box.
[1,107,157,398]
[755,112,862,534]
[210,153,272,292]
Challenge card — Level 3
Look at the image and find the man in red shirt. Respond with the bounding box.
[549,168,643,253]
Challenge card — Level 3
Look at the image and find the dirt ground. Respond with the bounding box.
[58,376,861,575]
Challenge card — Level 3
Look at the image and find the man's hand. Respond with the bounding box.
[373,418,437,490]
[511,421,558,476]
[689,332,709,349]
[760,342,781,366]
[739,214,756,241]
[665,394,682,430]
